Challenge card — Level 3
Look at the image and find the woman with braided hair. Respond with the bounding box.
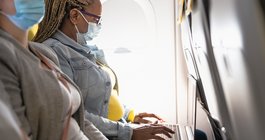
[34,0,175,139]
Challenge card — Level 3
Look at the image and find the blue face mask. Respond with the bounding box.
[75,11,102,46]
[1,0,45,31]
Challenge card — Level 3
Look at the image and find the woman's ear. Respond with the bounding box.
[69,8,81,25]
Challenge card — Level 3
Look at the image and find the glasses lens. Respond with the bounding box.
[81,10,101,25]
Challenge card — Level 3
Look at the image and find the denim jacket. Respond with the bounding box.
[42,31,133,140]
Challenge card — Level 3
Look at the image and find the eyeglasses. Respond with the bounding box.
[80,10,102,25]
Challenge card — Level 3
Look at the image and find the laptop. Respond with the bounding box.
[159,75,197,140]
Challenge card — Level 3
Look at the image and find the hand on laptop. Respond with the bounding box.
[133,112,165,124]
[132,124,175,140]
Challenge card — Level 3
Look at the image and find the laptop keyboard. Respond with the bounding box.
[159,124,181,140]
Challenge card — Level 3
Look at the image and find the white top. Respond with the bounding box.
[55,71,88,140]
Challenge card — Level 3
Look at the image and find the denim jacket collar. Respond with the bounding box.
[52,30,92,54]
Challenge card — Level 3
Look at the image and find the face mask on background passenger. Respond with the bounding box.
[75,11,102,46]
[0,0,45,31]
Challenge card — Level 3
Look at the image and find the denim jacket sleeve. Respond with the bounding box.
[83,118,108,140]
[122,105,134,122]
[85,111,133,140]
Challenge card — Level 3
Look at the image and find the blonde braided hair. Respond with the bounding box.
[34,0,94,42]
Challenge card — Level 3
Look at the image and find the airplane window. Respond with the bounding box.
[96,0,177,123]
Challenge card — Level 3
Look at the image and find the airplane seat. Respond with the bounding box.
[196,95,220,140]
[28,24,38,41]
[190,0,233,139]
[180,15,209,110]
[179,3,220,139]
[210,0,265,139]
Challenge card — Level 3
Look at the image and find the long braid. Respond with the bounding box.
[34,0,92,43]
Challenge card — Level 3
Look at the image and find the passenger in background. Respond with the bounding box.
[0,81,27,140]
[0,0,107,139]
[34,0,175,139]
